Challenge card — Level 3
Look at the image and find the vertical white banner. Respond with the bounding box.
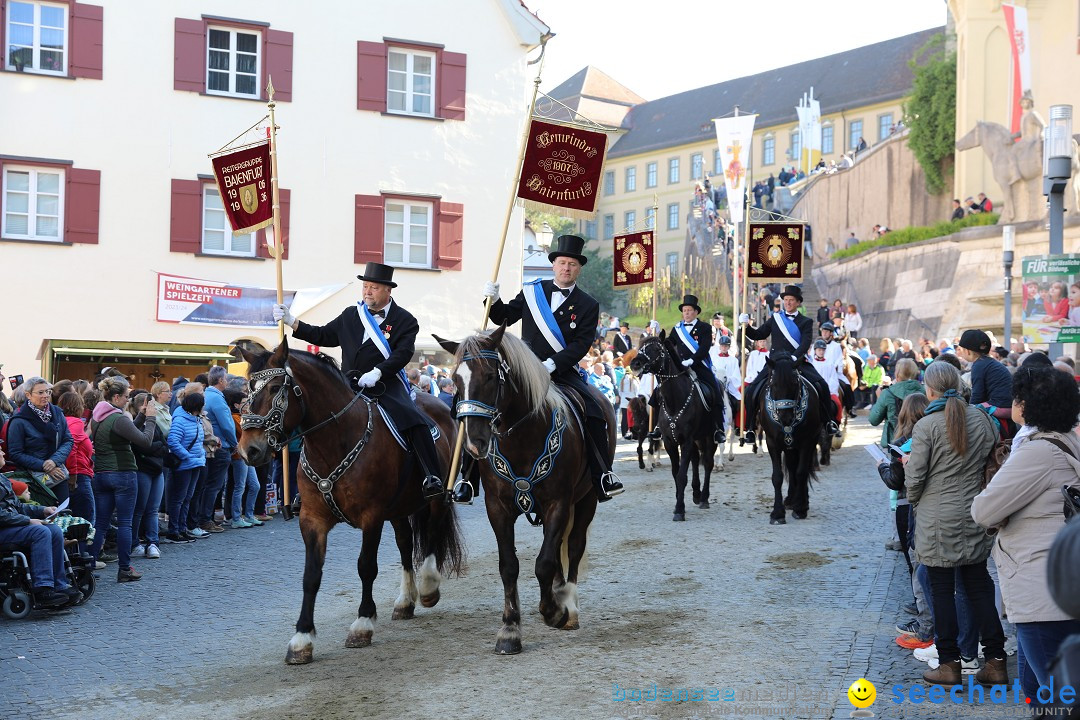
[713,114,758,225]
[1002,3,1031,135]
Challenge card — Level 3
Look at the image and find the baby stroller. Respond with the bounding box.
[0,513,96,619]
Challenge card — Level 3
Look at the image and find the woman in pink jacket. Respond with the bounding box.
[58,391,95,556]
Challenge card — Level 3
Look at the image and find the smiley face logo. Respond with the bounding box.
[847,678,876,708]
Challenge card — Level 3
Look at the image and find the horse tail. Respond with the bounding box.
[411,502,467,578]
[558,504,590,583]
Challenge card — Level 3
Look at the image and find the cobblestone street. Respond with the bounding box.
[2,418,1027,720]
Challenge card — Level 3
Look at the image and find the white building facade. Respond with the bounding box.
[0,0,548,385]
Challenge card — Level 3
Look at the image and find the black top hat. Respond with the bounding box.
[548,235,589,266]
[356,262,397,288]
[678,294,702,313]
[779,284,803,302]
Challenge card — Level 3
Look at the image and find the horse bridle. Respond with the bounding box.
[637,341,686,381]
[453,349,531,439]
[764,375,811,446]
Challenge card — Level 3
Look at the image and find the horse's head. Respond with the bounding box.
[232,338,305,467]
[436,324,510,459]
[631,332,667,376]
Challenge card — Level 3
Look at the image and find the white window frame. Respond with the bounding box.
[763,136,775,166]
[668,157,680,184]
[822,124,834,155]
[790,130,801,162]
[383,199,433,269]
[667,202,679,230]
[645,206,655,230]
[4,1,68,76]
[850,120,863,151]
[206,26,262,99]
[666,252,678,275]
[625,166,636,193]
[713,149,722,175]
[879,113,893,141]
[646,162,657,188]
[624,210,636,232]
[691,153,703,180]
[603,170,615,196]
[603,214,614,240]
[386,47,436,117]
[2,164,64,242]
[201,186,254,257]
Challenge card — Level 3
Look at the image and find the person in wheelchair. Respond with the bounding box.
[0,442,81,609]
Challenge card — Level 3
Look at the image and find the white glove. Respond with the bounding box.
[273,303,297,327]
[483,281,500,300]
[738,313,750,324]
[357,368,382,388]
[542,358,557,374]
[681,359,694,367]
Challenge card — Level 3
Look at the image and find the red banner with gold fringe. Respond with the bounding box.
[613,230,655,288]
[747,223,805,281]
[516,119,607,218]
[210,141,273,235]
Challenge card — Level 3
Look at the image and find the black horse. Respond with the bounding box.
[757,354,821,524]
[630,333,716,521]
[436,326,605,654]
[628,396,662,472]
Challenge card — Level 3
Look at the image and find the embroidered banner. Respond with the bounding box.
[516,119,607,218]
[747,223,804,281]
[210,141,273,235]
[713,114,757,225]
[612,230,655,288]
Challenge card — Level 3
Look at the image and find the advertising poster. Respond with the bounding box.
[156,273,346,329]
[1020,254,1080,343]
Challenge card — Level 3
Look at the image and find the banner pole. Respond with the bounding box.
[266,77,292,519]
[445,41,548,494]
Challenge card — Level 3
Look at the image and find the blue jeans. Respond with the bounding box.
[68,474,95,554]
[1016,620,1080,704]
[133,471,164,545]
[0,522,70,590]
[90,470,138,569]
[198,453,231,524]
[167,467,200,536]
[230,458,259,520]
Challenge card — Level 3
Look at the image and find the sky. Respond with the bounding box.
[527,0,949,101]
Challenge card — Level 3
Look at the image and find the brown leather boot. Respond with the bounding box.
[923,660,961,686]
[975,657,1008,686]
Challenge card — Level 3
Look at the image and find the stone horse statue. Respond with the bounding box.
[956,121,1080,224]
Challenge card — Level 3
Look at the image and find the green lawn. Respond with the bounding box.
[831,212,1000,259]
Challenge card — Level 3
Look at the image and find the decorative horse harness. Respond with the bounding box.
[764,374,811,446]
[454,349,567,526]
[637,342,703,435]
[241,364,372,526]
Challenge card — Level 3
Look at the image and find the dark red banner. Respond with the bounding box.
[210,141,273,235]
[613,231,655,288]
[747,223,804,281]
[516,119,607,217]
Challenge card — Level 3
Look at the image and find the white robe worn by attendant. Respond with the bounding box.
[708,347,742,399]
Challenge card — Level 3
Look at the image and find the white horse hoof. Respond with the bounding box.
[286,632,315,664]
[345,617,374,648]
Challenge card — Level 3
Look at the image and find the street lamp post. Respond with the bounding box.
[1002,225,1015,351]
[1044,104,1073,359]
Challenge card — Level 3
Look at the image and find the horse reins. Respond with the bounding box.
[764,375,811,446]
[637,341,696,435]
[454,349,532,439]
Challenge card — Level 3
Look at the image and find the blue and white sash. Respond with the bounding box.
[522,279,566,353]
[675,322,711,368]
[357,302,412,397]
[776,313,802,351]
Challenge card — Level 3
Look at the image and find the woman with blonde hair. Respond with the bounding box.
[906,361,1005,686]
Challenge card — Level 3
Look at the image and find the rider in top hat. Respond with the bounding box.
[612,321,634,358]
[648,294,727,443]
[482,234,624,503]
[273,262,445,500]
[739,284,839,442]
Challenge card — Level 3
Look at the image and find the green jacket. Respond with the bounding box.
[868,378,924,447]
[863,365,884,388]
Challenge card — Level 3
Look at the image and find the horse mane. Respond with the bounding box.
[242,344,350,389]
[460,330,567,417]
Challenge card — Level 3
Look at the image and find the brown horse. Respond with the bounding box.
[232,340,464,664]
[435,325,606,654]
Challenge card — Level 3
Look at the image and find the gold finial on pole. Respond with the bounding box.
[265,74,292,517]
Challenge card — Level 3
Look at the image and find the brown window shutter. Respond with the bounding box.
[70,3,103,79]
[434,200,463,270]
[65,168,100,244]
[255,188,290,259]
[356,41,387,112]
[354,194,384,264]
[170,179,203,253]
[438,51,467,121]
[264,29,293,101]
[174,18,205,93]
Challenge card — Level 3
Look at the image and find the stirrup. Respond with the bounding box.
[600,471,624,497]
[825,420,840,435]
[743,430,756,444]
[451,478,475,505]
[421,475,445,499]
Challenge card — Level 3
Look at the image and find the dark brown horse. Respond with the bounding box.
[233,340,464,664]
[435,325,606,654]
[630,333,717,521]
[628,396,661,472]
